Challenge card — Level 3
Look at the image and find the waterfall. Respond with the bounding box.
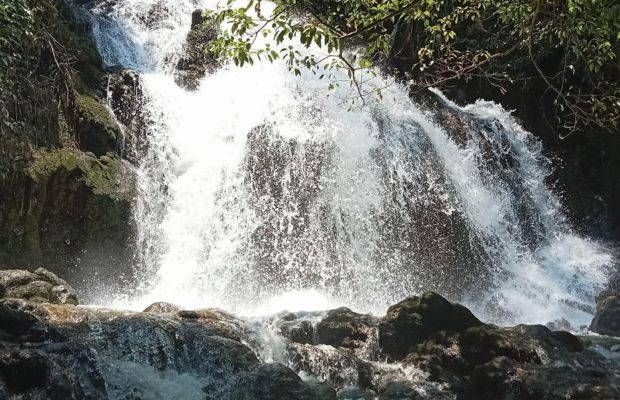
[80,0,613,328]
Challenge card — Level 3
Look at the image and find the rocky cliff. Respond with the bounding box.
[0,0,139,297]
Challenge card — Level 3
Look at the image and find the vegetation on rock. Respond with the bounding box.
[175,10,222,90]
[209,0,619,134]
[0,0,135,292]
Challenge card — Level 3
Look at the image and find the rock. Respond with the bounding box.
[177,308,245,341]
[0,300,45,341]
[289,343,375,391]
[18,150,135,298]
[174,10,220,90]
[143,302,181,313]
[0,268,77,305]
[378,292,482,359]
[379,382,421,400]
[0,350,49,392]
[406,323,618,399]
[337,387,376,400]
[590,290,620,336]
[107,69,148,164]
[0,300,260,398]
[213,363,337,400]
[316,308,378,351]
[279,308,378,355]
[545,317,573,331]
[74,94,121,157]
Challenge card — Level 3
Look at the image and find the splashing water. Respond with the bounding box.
[79,0,613,328]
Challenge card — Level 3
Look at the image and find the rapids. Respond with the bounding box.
[77,0,613,329]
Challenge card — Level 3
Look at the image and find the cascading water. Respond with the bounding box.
[80,0,613,328]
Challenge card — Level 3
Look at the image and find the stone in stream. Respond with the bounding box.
[0,269,618,399]
[378,292,483,359]
[590,290,620,336]
[143,301,181,314]
[212,363,337,400]
[337,387,376,400]
[279,291,620,399]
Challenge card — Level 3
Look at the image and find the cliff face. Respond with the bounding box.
[0,0,136,295]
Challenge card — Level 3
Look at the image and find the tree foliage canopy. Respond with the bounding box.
[208,0,619,134]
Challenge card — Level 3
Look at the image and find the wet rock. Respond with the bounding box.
[143,302,181,313]
[107,69,148,164]
[590,290,620,336]
[379,382,421,400]
[174,10,220,90]
[280,308,378,355]
[74,93,121,157]
[337,387,376,400]
[316,308,378,351]
[214,363,337,400]
[178,308,245,341]
[378,292,482,359]
[0,300,44,340]
[0,350,49,392]
[0,300,260,398]
[545,317,573,332]
[289,343,375,390]
[407,323,618,399]
[0,268,77,305]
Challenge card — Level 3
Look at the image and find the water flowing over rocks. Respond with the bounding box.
[0,269,619,399]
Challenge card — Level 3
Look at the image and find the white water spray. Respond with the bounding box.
[81,0,613,328]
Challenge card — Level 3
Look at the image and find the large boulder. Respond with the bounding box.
[378,292,483,359]
[0,268,77,305]
[590,290,620,336]
[279,307,378,355]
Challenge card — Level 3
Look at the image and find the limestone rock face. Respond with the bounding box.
[0,1,135,297]
[590,290,620,336]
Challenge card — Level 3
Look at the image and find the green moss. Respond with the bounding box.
[75,94,119,140]
[26,149,124,199]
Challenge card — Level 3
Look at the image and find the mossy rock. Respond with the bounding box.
[26,149,128,200]
[74,94,121,157]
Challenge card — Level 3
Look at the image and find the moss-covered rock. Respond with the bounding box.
[74,94,121,156]
[26,149,131,200]
[0,0,135,299]
[1,149,134,298]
